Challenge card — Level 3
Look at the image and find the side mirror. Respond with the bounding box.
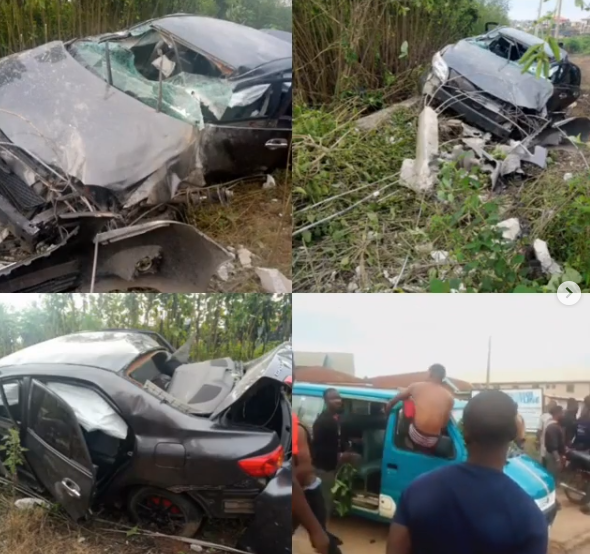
[485,21,499,32]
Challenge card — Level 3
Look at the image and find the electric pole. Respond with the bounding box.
[485,336,492,388]
[555,0,564,38]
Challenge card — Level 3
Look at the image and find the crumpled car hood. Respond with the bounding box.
[0,41,197,191]
[442,39,554,111]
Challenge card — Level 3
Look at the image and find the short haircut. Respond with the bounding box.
[549,404,563,417]
[323,387,338,400]
[463,390,517,448]
[428,363,446,380]
[567,398,578,410]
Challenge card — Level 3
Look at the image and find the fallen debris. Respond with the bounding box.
[14,498,51,510]
[431,250,450,264]
[217,261,236,282]
[400,106,439,192]
[496,218,521,242]
[255,267,292,293]
[262,174,277,189]
[237,247,253,268]
[355,96,421,132]
[533,239,563,276]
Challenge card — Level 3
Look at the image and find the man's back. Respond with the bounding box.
[412,382,454,435]
[393,463,547,554]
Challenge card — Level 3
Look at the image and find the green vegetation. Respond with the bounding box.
[0,0,291,57]
[0,293,291,360]
[563,35,590,55]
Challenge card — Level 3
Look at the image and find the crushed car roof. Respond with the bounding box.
[0,331,163,372]
[496,27,565,59]
[0,41,196,191]
[153,15,292,71]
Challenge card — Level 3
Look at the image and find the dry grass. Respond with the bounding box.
[189,172,292,292]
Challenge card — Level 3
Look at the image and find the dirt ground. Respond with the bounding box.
[293,493,590,554]
[190,172,292,292]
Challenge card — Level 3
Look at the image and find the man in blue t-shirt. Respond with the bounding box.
[386,389,549,554]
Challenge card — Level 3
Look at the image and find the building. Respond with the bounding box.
[471,381,590,402]
[294,366,368,386]
[293,351,355,376]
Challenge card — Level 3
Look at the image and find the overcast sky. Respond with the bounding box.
[510,0,588,20]
[292,294,589,383]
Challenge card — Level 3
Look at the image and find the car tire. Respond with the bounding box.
[127,486,204,537]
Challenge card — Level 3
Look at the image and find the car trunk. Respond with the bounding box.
[166,342,292,453]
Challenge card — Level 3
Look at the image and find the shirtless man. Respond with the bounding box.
[515,412,526,448]
[384,364,454,450]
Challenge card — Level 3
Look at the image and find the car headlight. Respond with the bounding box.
[432,52,449,83]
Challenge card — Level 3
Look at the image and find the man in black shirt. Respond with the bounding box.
[311,388,358,518]
[542,404,565,509]
[562,398,579,445]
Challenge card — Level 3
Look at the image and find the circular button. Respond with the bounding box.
[557,281,582,306]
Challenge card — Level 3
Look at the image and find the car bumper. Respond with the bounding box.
[543,502,558,527]
[237,465,291,554]
[422,70,512,140]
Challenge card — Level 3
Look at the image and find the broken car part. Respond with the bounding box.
[0,332,292,546]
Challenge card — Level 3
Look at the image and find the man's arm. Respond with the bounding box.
[294,425,316,486]
[384,387,413,416]
[292,475,329,554]
[516,500,549,554]
[386,490,412,554]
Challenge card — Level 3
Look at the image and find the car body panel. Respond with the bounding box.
[0,331,163,372]
[293,382,557,525]
[0,41,196,192]
[24,380,96,520]
[260,29,292,43]
[153,15,291,73]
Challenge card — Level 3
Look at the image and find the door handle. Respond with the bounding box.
[265,138,289,151]
[61,478,81,499]
[387,463,398,470]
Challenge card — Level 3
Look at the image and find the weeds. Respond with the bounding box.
[0,428,27,485]
[293,103,590,293]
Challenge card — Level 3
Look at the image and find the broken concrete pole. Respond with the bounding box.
[497,218,521,242]
[400,106,439,192]
[255,267,292,293]
[355,96,420,132]
[533,239,562,276]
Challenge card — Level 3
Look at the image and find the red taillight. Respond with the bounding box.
[238,446,284,478]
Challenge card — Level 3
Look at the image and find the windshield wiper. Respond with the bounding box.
[104,41,113,87]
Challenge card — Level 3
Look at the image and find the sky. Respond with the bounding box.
[292,294,590,383]
[510,0,588,21]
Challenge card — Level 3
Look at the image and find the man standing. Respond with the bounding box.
[562,398,580,445]
[311,388,358,518]
[515,411,526,449]
[386,390,548,554]
[537,400,557,449]
[540,404,565,510]
[384,364,454,451]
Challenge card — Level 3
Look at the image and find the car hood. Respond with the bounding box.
[211,342,292,418]
[504,454,555,504]
[441,39,554,111]
[0,41,196,191]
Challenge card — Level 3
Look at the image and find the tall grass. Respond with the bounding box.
[0,0,291,57]
[294,0,505,106]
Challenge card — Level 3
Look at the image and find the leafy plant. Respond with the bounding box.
[332,463,358,517]
[0,428,27,485]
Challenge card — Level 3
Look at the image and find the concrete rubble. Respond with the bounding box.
[255,267,292,293]
[533,239,563,276]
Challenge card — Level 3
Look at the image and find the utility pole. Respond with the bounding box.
[534,0,544,36]
[485,336,492,388]
[555,0,564,38]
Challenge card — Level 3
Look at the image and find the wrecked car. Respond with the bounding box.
[422,25,581,140]
[0,330,292,553]
[0,14,291,292]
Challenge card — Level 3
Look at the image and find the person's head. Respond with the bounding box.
[323,388,342,413]
[567,398,579,413]
[546,400,557,414]
[462,390,517,468]
[427,363,446,384]
[549,404,564,422]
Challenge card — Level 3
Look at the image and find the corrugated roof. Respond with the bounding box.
[294,366,368,385]
[368,372,473,391]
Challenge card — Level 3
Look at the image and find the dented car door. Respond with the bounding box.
[547,62,582,114]
[24,380,96,520]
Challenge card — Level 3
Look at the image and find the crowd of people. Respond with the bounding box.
[291,366,590,554]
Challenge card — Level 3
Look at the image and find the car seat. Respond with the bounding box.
[357,429,385,482]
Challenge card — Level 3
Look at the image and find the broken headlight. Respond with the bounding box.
[432,52,449,83]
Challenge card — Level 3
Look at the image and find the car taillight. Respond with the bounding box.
[238,445,284,478]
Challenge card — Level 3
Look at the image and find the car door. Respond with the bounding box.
[548,62,582,113]
[23,379,96,520]
[380,406,465,518]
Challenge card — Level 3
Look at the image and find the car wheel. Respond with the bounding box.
[127,487,204,537]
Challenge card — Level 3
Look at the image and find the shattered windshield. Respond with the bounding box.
[68,30,276,129]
